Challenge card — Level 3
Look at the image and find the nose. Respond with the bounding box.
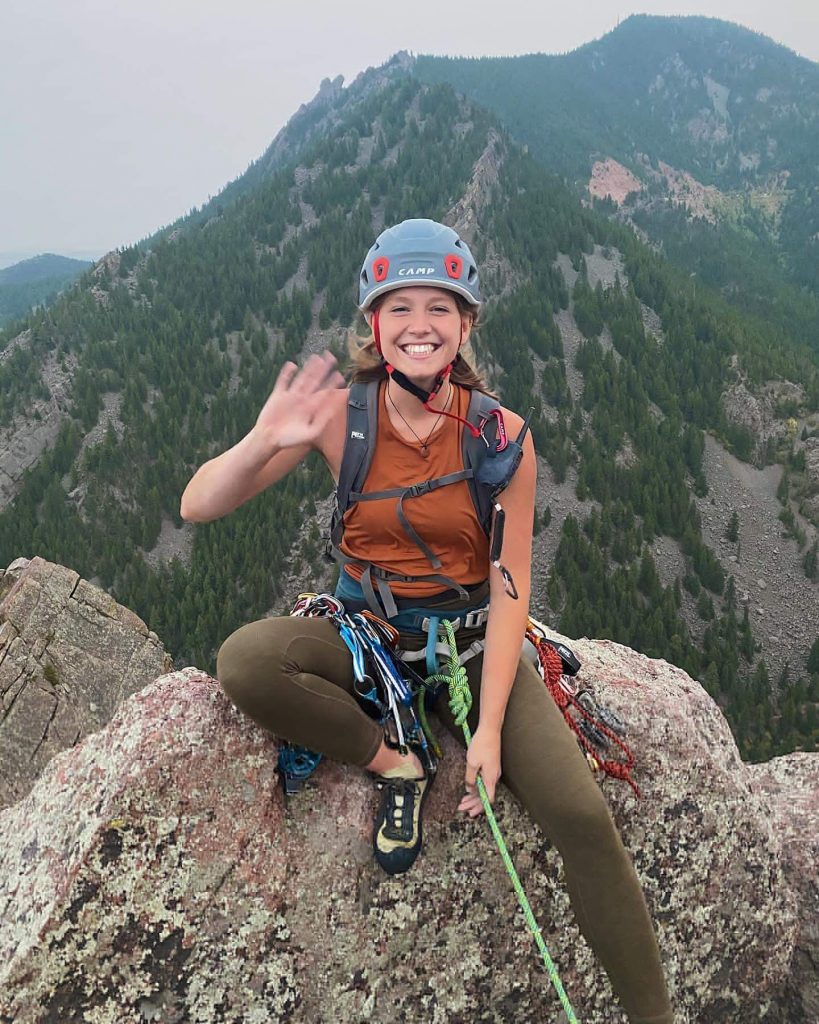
[407,311,432,335]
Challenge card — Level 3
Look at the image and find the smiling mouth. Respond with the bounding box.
[399,343,441,356]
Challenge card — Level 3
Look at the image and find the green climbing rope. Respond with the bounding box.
[426,619,579,1024]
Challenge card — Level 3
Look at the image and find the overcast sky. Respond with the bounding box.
[1,0,817,266]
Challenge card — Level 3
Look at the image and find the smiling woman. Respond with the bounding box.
[197,217,674,1024]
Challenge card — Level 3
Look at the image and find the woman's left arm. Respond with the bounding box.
[460,412,537,817]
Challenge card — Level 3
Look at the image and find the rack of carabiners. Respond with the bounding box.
[277,593,440,794]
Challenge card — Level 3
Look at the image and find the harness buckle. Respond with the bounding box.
[464,607,489,629]
[406,480,433,498]
[419,606,488,634]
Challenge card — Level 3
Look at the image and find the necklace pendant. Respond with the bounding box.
[420,444,429,458]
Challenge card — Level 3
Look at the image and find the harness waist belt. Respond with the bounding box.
[335,569,489,632]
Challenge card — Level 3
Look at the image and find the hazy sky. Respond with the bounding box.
[1,0,817,265]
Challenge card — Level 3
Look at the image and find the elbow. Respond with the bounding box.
[180,497,222,524]
[180,494,204,523]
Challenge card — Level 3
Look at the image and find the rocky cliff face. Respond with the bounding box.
[0,565,815,1023]
[0,556,172,810]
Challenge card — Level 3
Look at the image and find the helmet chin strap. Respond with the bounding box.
[371,307,482,438]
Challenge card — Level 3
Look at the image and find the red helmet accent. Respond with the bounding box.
[445,254,463,279]
[372,256,390,282]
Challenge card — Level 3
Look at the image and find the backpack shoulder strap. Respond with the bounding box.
[463,389,501,535]
[330,380,380,544]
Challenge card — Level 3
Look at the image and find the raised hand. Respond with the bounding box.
[253,351,345,453]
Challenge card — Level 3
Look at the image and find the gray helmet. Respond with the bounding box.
[358,218,481,312]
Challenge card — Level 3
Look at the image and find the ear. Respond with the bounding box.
[459,313,473,347]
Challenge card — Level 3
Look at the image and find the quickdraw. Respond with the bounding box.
[526,617,640,797]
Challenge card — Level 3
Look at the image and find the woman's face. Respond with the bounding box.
[371,287,472,387]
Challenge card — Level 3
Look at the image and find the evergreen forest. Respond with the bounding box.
[1,50,817,764]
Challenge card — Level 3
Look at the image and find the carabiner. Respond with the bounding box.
[338,619,367,682]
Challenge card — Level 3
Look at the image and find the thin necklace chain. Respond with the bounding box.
[386,381,452,452]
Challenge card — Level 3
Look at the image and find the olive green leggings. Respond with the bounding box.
[216,616,673,1024]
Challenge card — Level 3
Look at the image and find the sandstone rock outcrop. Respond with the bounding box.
[0,556,173,810]
[1,628,815,1023]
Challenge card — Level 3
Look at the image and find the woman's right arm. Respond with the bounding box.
[180,352,344,523]
[179,431,311,523]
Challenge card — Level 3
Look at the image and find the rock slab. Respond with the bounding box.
[0,556,173,809]
[1,634,815,1023]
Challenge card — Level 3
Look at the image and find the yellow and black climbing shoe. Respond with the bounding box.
[373,760,432,875]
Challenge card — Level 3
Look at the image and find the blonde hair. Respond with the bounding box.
[346,291,495,394]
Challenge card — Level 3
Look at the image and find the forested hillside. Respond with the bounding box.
[415,16,819,338]
[1,50,817,761]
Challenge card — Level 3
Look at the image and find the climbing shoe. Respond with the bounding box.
[373,758,432,875]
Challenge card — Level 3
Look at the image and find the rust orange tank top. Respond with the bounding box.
[339,381,489,597]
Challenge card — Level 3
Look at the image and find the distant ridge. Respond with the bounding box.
[0,253,91,286]
[0,253,92,325]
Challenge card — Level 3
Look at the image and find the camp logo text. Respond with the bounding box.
[398,266,436,276]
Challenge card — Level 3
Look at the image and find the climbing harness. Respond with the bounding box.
[427,619,579,1023]
[279,595,637,799]
[277,744,324,797]
[526,617,639,797]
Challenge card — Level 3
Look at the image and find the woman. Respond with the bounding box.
[181,219,673,1023]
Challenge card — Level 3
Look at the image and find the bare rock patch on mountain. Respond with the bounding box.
[588,158,644,205]
[0,349,77,511]
[696,433,819,678]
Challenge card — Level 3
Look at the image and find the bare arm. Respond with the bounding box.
[180,352,344,523]
[460,412,536,813]
[479,420,536,732]
[179,432,311,523]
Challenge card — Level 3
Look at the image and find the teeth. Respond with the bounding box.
[403,344,436,355]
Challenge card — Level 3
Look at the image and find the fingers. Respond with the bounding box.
[291,352,339,393]
[281,353,344,404]
[458,793,484,818]
[269,352,342,404]
[460,758,500,815]
[273,361,298,395]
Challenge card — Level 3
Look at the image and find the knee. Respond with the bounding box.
[216,620,284,707]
